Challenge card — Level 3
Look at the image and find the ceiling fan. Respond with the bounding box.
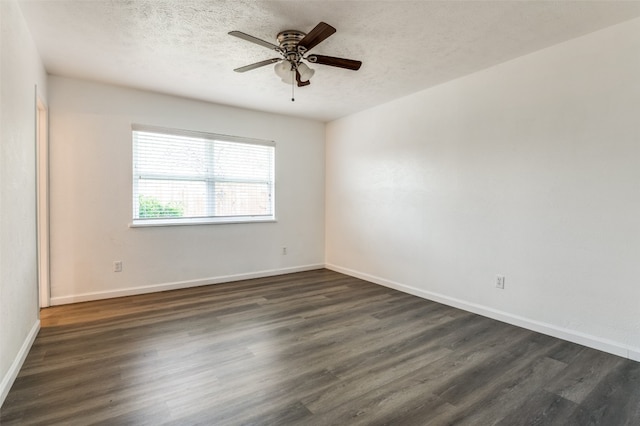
[229,22,362,95]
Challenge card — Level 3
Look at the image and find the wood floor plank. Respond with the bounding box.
[544,345,625,404]
[441,355,568,425]
[2,269,639,425]
[495,389,579,426]
[564,359,640,425]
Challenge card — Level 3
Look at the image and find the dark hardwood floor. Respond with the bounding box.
[2,269,639,425]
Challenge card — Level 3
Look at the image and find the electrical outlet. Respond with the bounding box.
[114,261,122,272]
[282,247,287,255]
[496,275,505,289]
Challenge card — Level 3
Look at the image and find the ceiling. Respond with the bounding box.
[18,0,640,122]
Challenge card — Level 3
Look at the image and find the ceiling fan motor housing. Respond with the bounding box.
[277,30,307,62]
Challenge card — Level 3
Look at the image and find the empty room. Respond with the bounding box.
[1,0,640,424]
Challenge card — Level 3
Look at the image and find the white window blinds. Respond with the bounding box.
[132,125,275,225]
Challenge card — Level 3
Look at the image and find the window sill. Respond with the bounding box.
[129,216,277,228]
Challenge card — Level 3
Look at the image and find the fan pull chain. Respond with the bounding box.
[291,69,295,102]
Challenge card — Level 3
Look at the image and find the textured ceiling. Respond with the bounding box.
[18,0,640,122]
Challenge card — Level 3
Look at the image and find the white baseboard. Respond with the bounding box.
[1,320,40,408]
[326,263,638,362]
[50,264,325,306]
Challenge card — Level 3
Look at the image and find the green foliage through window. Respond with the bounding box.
[138,196,184,218]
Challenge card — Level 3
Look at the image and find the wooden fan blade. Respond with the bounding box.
[307,54,362,70]
[229,31,279,50]
[234,58,281,73]
[296,70,311,87]
[298,22,336,52]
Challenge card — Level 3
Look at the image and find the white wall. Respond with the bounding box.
[326,17,640,360]
[0,0,48,405]
[48,76,325,304]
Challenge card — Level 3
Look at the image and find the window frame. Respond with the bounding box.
[131,124,276,227]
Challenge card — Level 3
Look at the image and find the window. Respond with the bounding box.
[132,125,275,226]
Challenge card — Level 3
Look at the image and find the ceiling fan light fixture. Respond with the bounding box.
[297,62,315,82]
[274,60,294,84]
